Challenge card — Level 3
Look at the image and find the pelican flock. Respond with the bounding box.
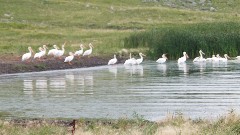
[21,43,239,69]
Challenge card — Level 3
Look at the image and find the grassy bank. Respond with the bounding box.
[124,22,240,59]
[1,111,240,135]
[1,0,240,59]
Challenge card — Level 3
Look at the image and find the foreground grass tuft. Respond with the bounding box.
[1,111,240,135]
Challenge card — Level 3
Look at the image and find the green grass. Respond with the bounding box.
[124,22,240,59]
[2,111,240,135]
[1,0,240,58]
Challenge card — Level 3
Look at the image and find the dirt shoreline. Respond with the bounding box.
[0,56,126,75]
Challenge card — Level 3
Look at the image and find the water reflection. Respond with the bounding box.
[124,65,143,76]
[193,62,206,74]
[157,64,167,75]
[108,66,118,78]
[49,77,66,91]
[23,80,33,95]
[178,63,188,75]
[22,73,94,96]
[65,74,75,85]
[3,60,240,121]
[36,79,48,95]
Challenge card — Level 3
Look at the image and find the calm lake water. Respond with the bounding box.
[1,60,240,121]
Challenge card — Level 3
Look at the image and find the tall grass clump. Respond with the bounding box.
[124,22,240,59]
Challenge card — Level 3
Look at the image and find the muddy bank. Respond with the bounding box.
[0,56,126,75]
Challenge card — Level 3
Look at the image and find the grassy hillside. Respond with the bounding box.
[0,0,240,58]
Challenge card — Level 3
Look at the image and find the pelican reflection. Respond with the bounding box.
[178,63,188,75]
[124,65,144,76]
[36,79,48,95]
[157,64,167,75]
[49,77,66,91]
[23,79,33,95]
[108,65,118,78]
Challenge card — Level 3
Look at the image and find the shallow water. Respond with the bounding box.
[1,60,240,121]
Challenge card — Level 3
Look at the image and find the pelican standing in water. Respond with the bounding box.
[178,52,189,64]
[64,52,74,65]
[108,54,118,65]
[156,54,167,64]
[124,53,137,65]
[74,44,84,58]
[22,47,34,62]
[219,54,230,62]
[193,50,206,62]
[83,43,93,57]
[55,42,66,59]
[206,54,217,62]
[48,44,59,57]
[136,52,146,65]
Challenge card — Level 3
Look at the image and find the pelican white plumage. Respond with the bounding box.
[64,52,74,65]
[156,54,167,64]
[40,45,48,57]
[34,47,44,60]
[108,54,117,65]
[48,45,59,56]
[83,43,93,57]
[206,55,217,62]
[124,53,132,65]
[178,52,189,64]
[236,56,240,60]
[124,53,137,65]
[22,47,34,62]
[74,44,84,57]
[136,53,146,65]
[219,54,230,62]
[193,50,206,62]
[55,42,66,59]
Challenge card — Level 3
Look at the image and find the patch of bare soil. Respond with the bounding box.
[0,55,126,75]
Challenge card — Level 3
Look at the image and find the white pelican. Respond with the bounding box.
[177,52,189,64]
[39,44,48,58]
[48,45,59,56]
[156,54,167,64]
[219,54,230,62]
[64,52,74,65]
[55,42,66,59]
[193,50,206,62]
[136,52,146,65]
[83,43,93,57]
[74,44,84,58]
[236,56,240,60]
[22,47,34,62]
[206,55,217,62]
[108,54,118,65]
[124,53,137,65]
[34,47,44,60]
[124,53,132,65]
